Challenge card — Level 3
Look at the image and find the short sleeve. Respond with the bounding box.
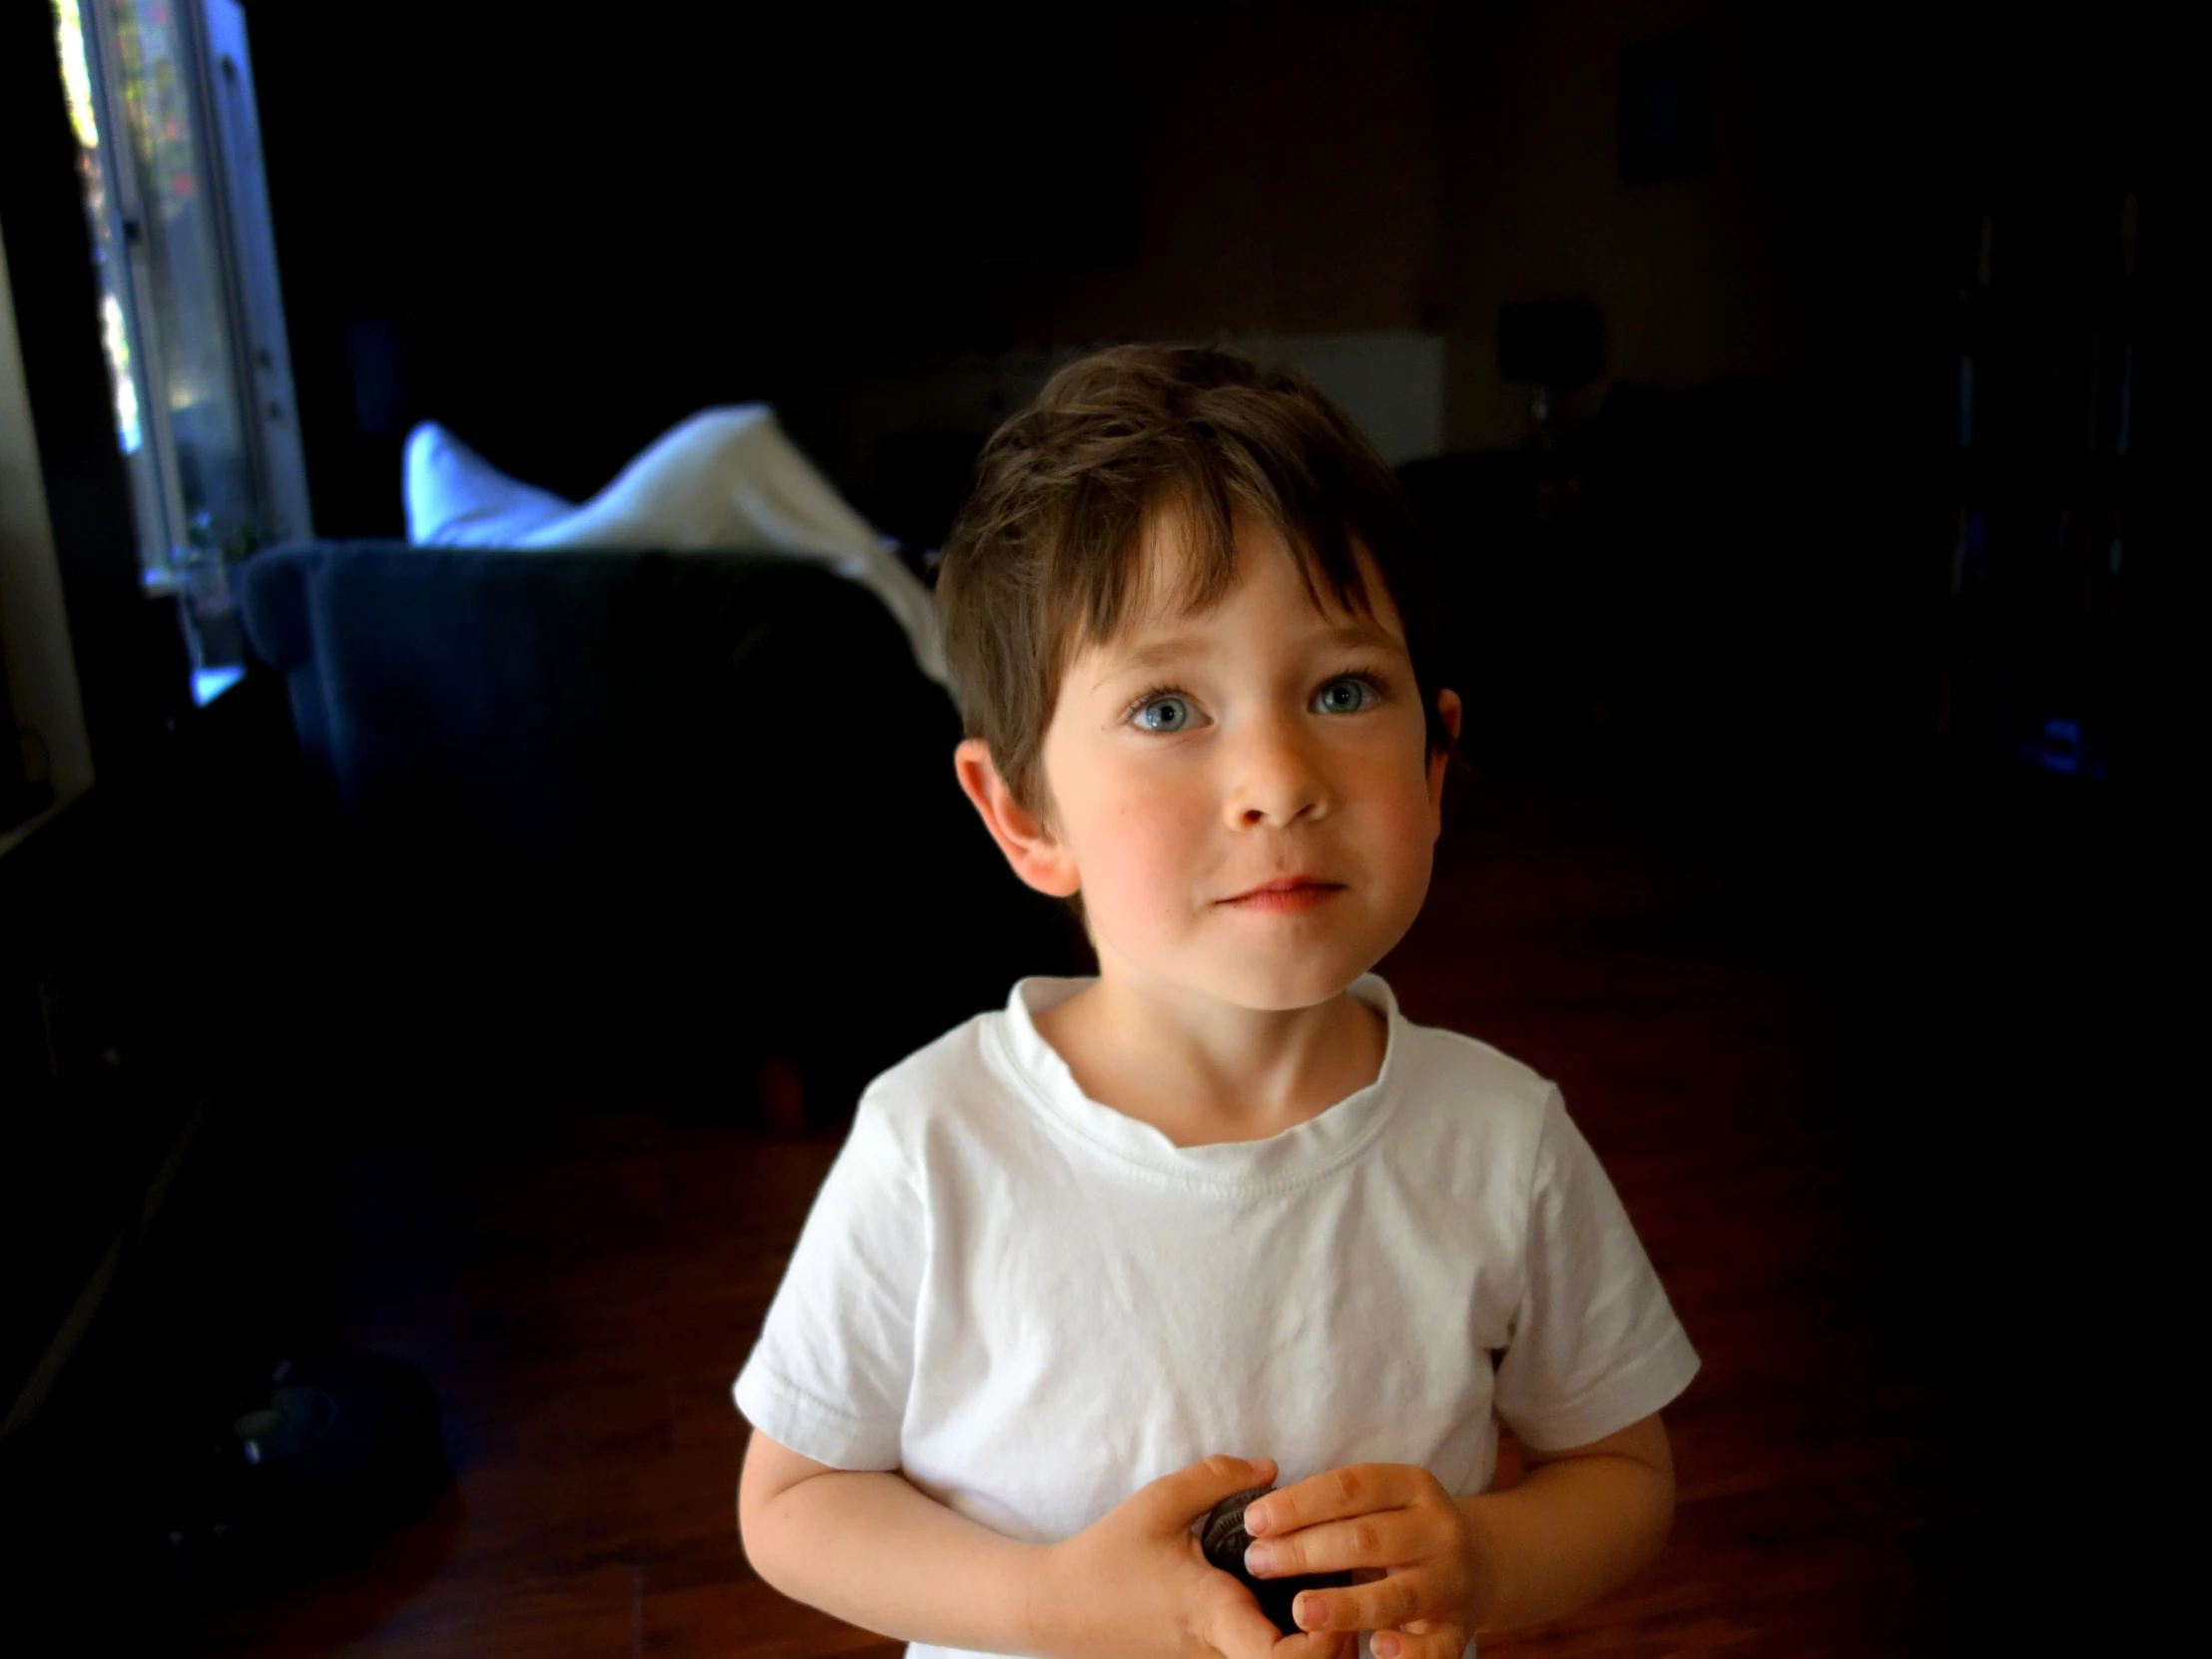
[1492,1088,1699,1451]
[732,1091,921,1468]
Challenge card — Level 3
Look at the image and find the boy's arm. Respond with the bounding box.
[740,1428,1322,1659]
[739,1428,1047,1655]
[1455,1412,1674,1634]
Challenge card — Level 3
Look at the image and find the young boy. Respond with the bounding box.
[734,346,1698,1659]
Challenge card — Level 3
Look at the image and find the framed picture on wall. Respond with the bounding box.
[1620,29,1715,183]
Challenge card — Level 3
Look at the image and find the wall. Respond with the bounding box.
[227,6,2105,523]
[791,0,1801,493]
[249,3,1842,528]
[0,216,95,850]
[977,0,1799,452]
[983,3,1445,347]
[1435,0,1802,449]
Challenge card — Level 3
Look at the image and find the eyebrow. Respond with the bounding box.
[1089,621,1402,692]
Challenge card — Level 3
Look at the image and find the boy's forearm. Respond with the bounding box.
[745,1468,1051,1656]
[1455,1453,1674,1633]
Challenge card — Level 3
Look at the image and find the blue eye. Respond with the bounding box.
[1315,675,1382,715]
[1134,694,1192,733]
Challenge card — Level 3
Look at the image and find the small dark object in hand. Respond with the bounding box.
[1201,1484,1356,1638]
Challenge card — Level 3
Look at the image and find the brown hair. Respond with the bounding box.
[939,343,1461,827]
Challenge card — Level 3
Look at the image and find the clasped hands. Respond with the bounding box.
[1031,1453,1486,1659]
[1240,1456,1481,1659]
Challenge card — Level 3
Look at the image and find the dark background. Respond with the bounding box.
[260,0,2183,1627]
[242,0,2182,827]
[2,0,2186,1648]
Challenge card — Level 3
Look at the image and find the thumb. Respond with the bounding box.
[1200,1572,1302,1659]
[1145,1452,1279,1530]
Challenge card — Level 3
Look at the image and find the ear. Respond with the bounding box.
[953,738,1082,898]
[1426,690,1463,830]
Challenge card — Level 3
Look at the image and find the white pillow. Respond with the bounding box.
[404,422,575,547]
[400,406,947,688]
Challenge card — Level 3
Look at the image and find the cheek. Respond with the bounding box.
[1359,760,1444,872]
[1074,780,1211,911]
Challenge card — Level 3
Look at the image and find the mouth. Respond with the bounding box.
[1220,877,1346,913]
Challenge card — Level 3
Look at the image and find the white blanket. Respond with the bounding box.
[404,406,948,687]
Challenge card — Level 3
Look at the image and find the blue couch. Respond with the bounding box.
[240,541,1080,1130]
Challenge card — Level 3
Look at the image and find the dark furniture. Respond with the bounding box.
[237,541,1082,1130]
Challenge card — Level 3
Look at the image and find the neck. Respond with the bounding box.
[1036,969,1387,1146]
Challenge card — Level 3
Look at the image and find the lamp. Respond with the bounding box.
[1498,298,1604,448]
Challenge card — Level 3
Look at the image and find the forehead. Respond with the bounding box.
[1076,502,1404,662]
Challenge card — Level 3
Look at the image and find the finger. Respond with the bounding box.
[1244,1510,1422,1580]
[1152,1452,1279,1530]
[1267,1628,1355,1659]
[1287,1570,1426,1637]
[1201,1572,1294,1659]
[1244,1464,1417,1539]
[1373,1622,1467,1659]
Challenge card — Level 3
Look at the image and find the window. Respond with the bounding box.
[49,0,308,704]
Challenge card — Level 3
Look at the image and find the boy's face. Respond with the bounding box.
[962,509,1460,1016]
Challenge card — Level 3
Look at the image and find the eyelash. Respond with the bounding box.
[1120,669,1390,728]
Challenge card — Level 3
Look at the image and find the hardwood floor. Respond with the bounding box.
[167,767,2043,1656]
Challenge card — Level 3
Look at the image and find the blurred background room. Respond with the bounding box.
[1,2,2177,1654]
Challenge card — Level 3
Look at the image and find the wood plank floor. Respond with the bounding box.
[183,771,1996,1658]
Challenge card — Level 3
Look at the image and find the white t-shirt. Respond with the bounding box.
[734,973,1699,1659]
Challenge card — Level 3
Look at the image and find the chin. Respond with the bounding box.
[1101,904,1414,1011]
[1194,955,1377,1013]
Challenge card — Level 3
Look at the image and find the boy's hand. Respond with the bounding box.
[1239,1464,1480,1659]
[1030,1454,1357,1659]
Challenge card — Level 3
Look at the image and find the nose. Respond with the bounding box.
[1222,708,1333,829]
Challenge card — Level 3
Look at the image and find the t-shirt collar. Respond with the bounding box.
[992,971,1407,1188]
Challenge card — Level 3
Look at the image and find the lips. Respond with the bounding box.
[1220,876,1345,911]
